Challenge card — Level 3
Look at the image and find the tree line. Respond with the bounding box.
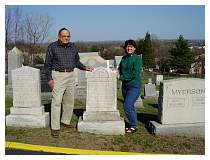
[6,7,204,74]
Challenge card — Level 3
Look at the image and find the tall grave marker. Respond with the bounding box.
[6,66,49,127]
[8,47,24,83]
[78,67,125,135]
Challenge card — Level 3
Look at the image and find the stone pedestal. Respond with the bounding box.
[149,121,204,137]
[6,66,49,128]
[77,67,125,135]
[78,117,125,135]
[6,113,49,128]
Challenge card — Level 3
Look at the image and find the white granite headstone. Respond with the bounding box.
[158,78,205,124]
[8,47,24,83]
[74,52,107,100]
[78,67,125,135]
[156,75,163,85]
[134,96,143,108]
[149,78,205,137]
[114,56,123,68]
[144,83,157,98]
[6,66,49,127]
[148,78,152,84]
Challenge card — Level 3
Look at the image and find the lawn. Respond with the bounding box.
[5,71,205,154]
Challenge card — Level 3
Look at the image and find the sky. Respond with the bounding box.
[6,5,205,42]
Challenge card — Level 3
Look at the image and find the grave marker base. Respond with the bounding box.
[78,117,125,135]
[6,112,49,128]
[149,121,204,137]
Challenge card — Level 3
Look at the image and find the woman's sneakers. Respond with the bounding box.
[125,127,138,133]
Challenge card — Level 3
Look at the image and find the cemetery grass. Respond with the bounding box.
[5,96,204,154]
[5,72,204,154]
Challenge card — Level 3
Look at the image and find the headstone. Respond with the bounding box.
[74,52,107,100]
[148,68,153,72]
[8,47,24,83]
[114,56,123,68]
[134,96,144,108]
[149,78,205,137]
[107,59,114,69]
[6,66,49,127]
[34,64,52,101]
[78,67,125,135]
[156,75,163,85]
[148,78,152,84]
[144,83,157,98]
[34,64,51,92]
[74,69,87,100]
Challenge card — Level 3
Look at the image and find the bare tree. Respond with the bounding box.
[13,6,23,44]
[5,7,12,45]
[24,14,52,64]
[6,6,25,45]
[25,14,52,45]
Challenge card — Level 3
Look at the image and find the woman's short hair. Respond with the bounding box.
[123,39,137,50]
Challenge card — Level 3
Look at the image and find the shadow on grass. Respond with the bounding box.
[73,109,85,119]
[43,103,51,112]
[137,113,158,132]
[147,103,158,108]
[117,98,124,103]
[43,103,85,117]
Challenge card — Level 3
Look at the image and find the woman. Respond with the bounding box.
[118,39,142,133]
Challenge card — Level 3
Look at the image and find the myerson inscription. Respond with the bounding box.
[171,88,205,95]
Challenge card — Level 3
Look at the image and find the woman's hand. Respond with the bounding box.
[112,68,120,79]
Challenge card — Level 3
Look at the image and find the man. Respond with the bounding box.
[44,27,93,138]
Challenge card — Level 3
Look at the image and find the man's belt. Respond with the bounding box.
[54,68,74,72]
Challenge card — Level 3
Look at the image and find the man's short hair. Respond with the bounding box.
[58,27,70,36]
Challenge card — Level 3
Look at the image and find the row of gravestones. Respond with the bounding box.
[7,47,121,98]
[6,66,205,137]
[7,46,159,100]
[5,66,125,135]
[6,47,205,136]
[144,75,163,99]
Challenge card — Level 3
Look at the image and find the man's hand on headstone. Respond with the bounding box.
[85,66,94,72]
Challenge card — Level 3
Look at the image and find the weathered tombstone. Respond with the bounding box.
[149,78,205,137]
[134,96,144,108]
[156,75,163,85]
[8,47,24,83]
[74,52,107,101]
[107,59,114,69]
[6,66,49,127]
[78,67,125,135]
[144,83,157,98]
[34,64,51,92]
[148,68,153,72]
[34,64,52,101]
[114,56,123,68]
[148,78,152,84]
[74,69,87,100]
